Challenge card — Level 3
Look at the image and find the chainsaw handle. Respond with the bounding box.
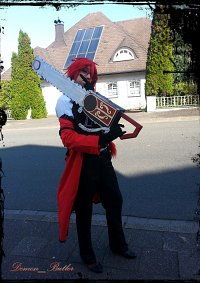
[120,112,143,140]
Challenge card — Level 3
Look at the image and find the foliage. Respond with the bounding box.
[145,6,175,96]
[10,30,47,120]
[172,32,193,83]
[166,4,200,93]
[174,81,197,96]
[0,81,12,109]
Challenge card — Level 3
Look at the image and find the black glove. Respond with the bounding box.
[80,74,96,91]
[99,124,126,148]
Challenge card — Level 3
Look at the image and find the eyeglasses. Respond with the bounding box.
[80,68,90,76]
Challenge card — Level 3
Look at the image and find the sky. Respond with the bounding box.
[0,3,152,71]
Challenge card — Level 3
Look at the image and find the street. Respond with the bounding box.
[0,111,199,221]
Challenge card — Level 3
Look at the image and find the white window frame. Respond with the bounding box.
[113,48,134,62]
[106,82,118,98]
[128,80,141,97]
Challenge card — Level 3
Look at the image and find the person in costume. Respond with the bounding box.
[55,57,137,273]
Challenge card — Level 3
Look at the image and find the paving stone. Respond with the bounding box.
[178,250,200,280]
[138,249,179,279]
[1,214,199,281]
[163,232,197,252]
[10,237,48,257]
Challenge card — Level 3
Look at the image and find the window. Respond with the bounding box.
[107,82,118,98]
[128,80,141,97]
[113,48,134,62]
[64,26,103,68]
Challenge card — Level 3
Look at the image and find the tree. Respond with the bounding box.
[145,5,174,97]
[0,81,11,110]
[167,3,200,94]
[10,30,47,120]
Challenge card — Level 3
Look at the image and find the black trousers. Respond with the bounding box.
[74,151,128,264]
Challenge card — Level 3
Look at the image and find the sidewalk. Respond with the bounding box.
[4,106,199,129]
[128,106,200,123]
[1,210,200,281]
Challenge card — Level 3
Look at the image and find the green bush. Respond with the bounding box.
[174,81,198,96]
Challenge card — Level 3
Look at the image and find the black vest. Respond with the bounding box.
[72,102,100,136]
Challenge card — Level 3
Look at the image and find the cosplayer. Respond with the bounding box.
[55,57,137,273]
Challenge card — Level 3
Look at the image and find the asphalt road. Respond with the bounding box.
[0,109,199,221]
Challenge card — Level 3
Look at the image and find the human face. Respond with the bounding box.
[75,67,91,87]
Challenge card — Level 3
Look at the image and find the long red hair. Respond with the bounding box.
[66,57,98,84]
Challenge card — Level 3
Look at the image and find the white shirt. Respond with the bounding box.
[55,95,73,118]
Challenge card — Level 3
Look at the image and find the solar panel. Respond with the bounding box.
[64,26,103,69]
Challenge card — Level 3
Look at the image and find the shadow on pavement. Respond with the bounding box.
[0,144,199,221]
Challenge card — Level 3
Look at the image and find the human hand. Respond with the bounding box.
[99,124,126,147]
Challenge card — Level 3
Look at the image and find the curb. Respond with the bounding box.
[4,209,199,234]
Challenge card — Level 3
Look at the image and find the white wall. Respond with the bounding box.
[41,81,62,115]
[96,72,146,110]
[41,71,147,115]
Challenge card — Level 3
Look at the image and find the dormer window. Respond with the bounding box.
[113,48,134,62]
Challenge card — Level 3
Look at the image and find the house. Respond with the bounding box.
[2,12,152,115]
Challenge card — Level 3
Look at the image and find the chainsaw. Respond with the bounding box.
[32,56,143,139]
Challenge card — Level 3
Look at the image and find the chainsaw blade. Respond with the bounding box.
[32,55,87,107]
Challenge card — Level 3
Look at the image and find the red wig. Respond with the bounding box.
[66,57,98,84]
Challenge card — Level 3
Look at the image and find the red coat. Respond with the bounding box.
[57,118,116,242]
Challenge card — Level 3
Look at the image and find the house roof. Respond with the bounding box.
[1,67,11,81]
[2,11,151,80]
